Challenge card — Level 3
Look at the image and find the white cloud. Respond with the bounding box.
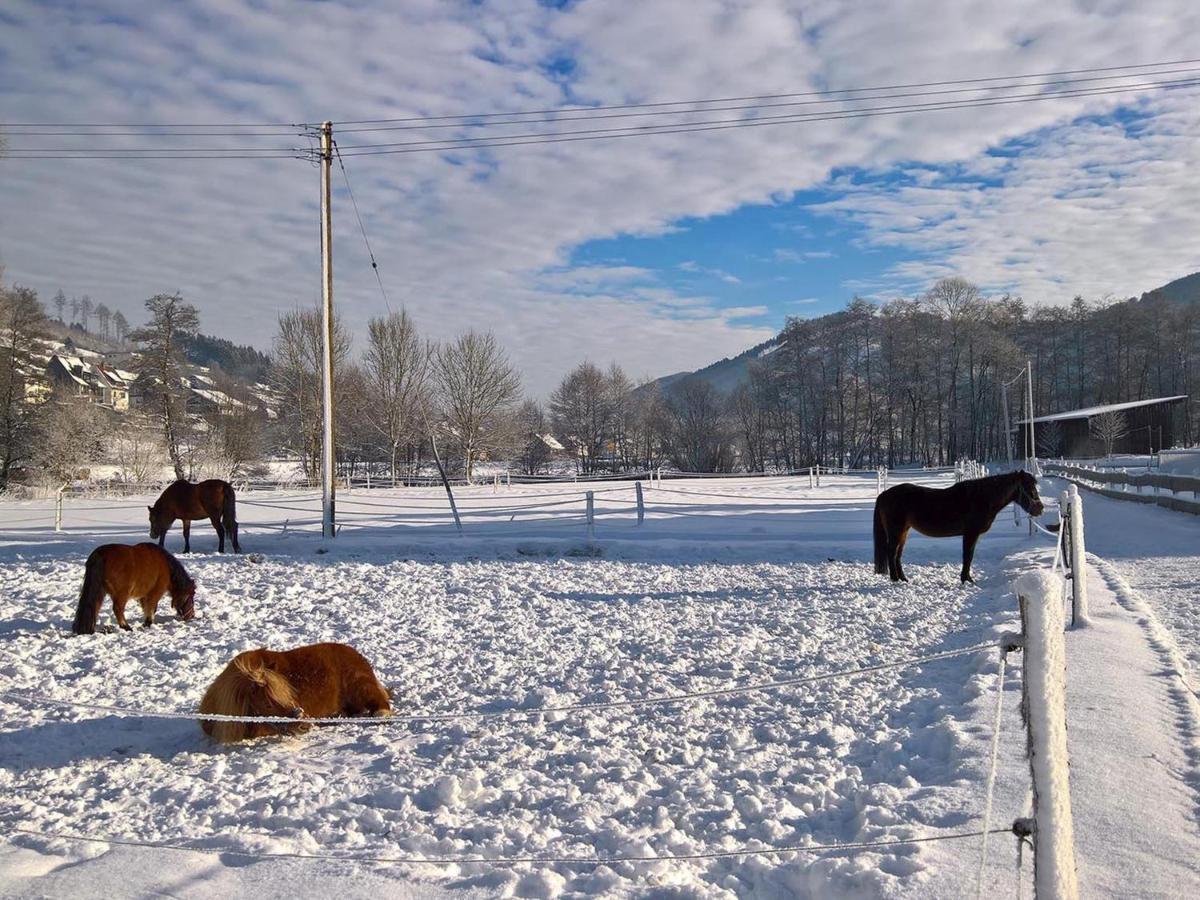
[2,0,1199,392]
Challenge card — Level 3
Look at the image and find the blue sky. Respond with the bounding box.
[570,184,912,327]
[2,1,1200,392]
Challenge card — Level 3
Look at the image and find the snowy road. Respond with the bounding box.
[0,472,1197,897]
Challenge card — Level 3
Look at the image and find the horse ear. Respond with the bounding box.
[147,505,153,512]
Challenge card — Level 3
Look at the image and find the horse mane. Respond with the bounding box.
[162,549,195,595]
[200,652,298,743]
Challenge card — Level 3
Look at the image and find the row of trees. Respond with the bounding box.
[4,272,1199,486]
[270,308,523,482]
[50,289,130,342]
[719,278,1198,470]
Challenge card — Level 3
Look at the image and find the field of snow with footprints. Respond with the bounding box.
[0,470,1197,898]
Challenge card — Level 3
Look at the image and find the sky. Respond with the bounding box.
[2,0,1200,394]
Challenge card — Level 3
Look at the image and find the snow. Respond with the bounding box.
[0,472,1198,896]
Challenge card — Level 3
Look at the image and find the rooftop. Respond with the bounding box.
[1015,394,1188,425]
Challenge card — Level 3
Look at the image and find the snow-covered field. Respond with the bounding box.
[1,473,1198,897]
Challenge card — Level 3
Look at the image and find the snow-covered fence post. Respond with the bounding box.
[1013,571,1080,900]
[1065,484,1089,628]
[876,467,883,495]
[808,466,814,489]
[635,481,645,526]
[586,490,595,542]
[816,465,821,488]
[55,483,67,532]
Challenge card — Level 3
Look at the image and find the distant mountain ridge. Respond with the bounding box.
[653,270,1200,397]
[1142,271,1200,306]
[651,334,783,396]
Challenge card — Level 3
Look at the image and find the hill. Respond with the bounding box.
[649,334,783,396]
[1142,270,1200,305]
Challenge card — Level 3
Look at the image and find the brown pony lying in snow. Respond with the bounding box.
[198,642,392,743]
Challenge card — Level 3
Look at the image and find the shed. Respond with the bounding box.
[1014,395,1188,458]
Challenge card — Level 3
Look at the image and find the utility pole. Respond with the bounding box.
[1025,359,1036,470]
[319,120,336,538]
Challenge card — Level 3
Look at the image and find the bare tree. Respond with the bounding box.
[663,379,735,472]
[549,362,611,473]
[52,289,67,323]
[269,306,351,479]
[129,293,200,480]
[434,331,521,481]
[0,284,48,486]
[112,310,130,343]
[33,389,108,483]
[363,309,431,482]
[79,295,93,332]
[69,296,80,326]
[1036,420,1064,458]
[1089,410,1127,457]
[113,415,168,483]
[514,400,553,475]
[95,302,112,339]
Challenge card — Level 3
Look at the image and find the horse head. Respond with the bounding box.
[147,503,165,540]
[1014,470,1044,516]
[171,580,196,621]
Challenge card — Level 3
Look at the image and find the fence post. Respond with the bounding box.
[586,490,595,542]
[816,465,821,488]
[55,483,67,532]
[1013,571,1080,900]
[635,481,645,526]
[808,466,814,489]
[1066,484,1089,628]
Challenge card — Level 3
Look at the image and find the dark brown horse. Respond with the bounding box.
[198,643,393,743]
[873,470,1044,583]
[72,542,196,635]
[149,479,240,553]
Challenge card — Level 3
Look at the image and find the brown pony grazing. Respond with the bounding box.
[198,642,392,743]
[72,543,196,635]
[873,470,1045,584]
[149,479,241,554]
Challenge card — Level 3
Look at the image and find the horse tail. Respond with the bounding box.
[199,651,298,743]
[873,500,889,575]
[72,550,107,635]
[222,482,240,553]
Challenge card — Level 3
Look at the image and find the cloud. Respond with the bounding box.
[3,0,1199,392]
[813,102,1200,301]
[678,260,742,283]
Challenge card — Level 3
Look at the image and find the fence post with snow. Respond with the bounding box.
[1058,486,1090,628]
[635,481,644,525]
[55,483,67,532]
[1013,570,1080,900]
[585,490,595,542]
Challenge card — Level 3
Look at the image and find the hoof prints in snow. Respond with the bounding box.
[1,554,984,897]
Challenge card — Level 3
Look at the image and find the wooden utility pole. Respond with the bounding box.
[1026,359,1036,470]
[320,121,336,538]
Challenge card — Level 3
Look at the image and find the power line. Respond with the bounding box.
[329,57,1200,125]
[6,61,1196,161]
[329,65,1200,133]
[333,77,1200,158]
[332,141,392,312]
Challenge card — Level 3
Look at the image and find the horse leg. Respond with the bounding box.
[961,532,981,584]
[140,590,161,627]
[893,528,911,582]
[210,515,226,553]
[181,519,191,553]
[113,595,132,631]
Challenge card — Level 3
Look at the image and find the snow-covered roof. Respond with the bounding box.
[1015,395,1188,425]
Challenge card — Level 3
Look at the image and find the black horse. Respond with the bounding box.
[873,470,1044,583]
